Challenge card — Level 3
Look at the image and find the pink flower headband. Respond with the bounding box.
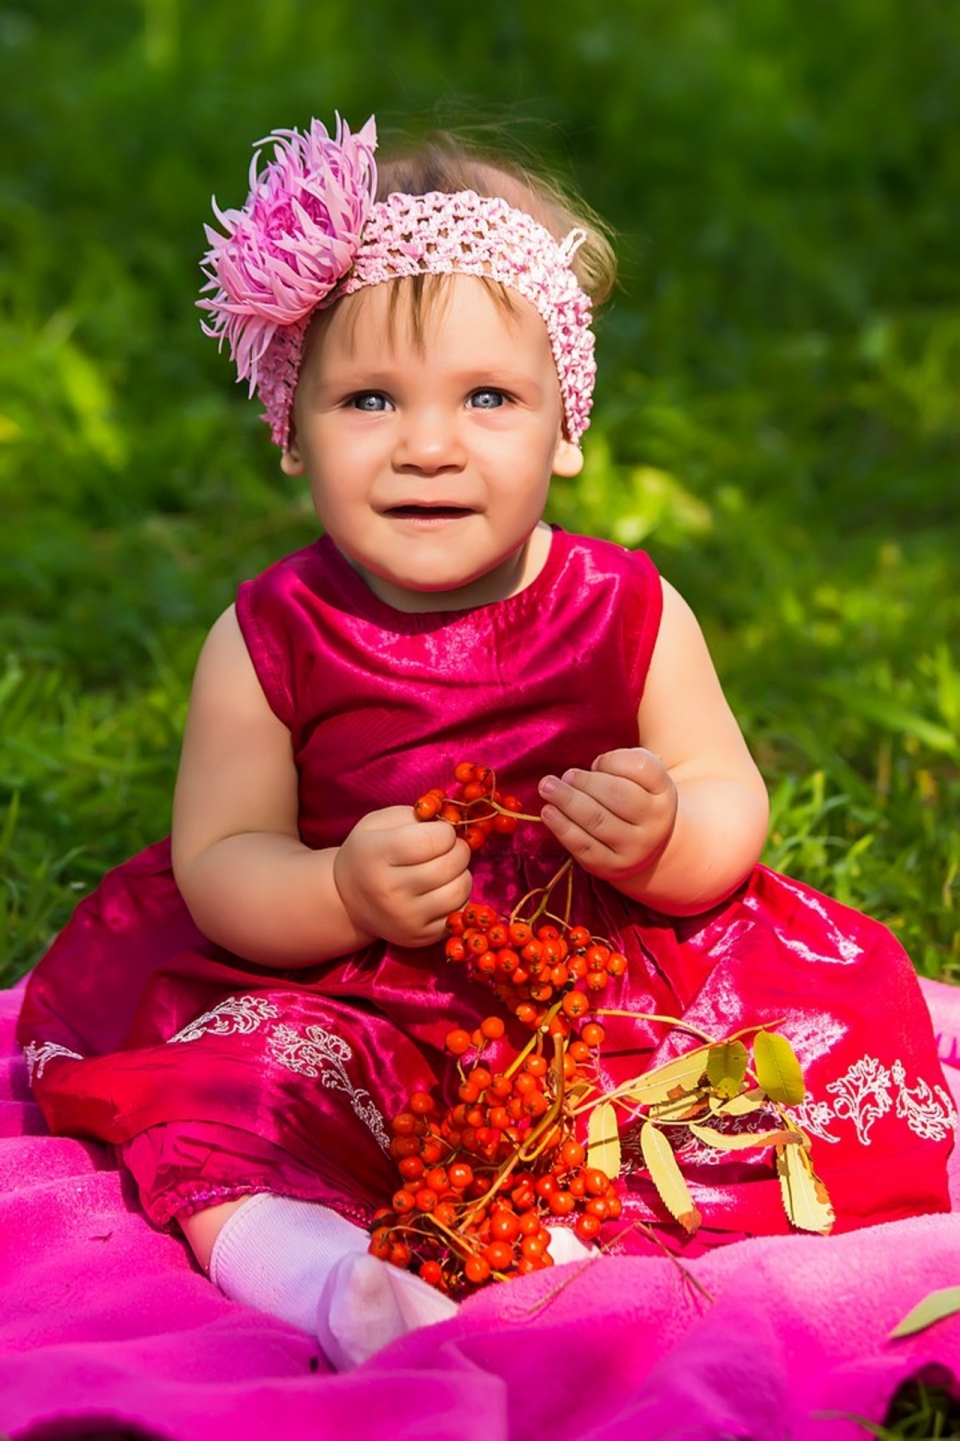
[199,116,596,450]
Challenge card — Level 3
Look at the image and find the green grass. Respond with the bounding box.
[2,0,958,1002]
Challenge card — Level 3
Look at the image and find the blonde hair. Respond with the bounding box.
[374,134,617,305]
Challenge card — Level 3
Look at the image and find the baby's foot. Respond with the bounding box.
[317,1251,458,1369]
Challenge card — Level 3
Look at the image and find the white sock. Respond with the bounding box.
[546,1225,596,1265]
[317,1251,458,1370]
[208,1193,457,1367]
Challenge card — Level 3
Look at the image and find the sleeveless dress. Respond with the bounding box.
[17,529,954,1253]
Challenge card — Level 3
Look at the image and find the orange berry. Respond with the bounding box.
[575,1213,603,1242]
[548,1190,576,1217]
[560,1138,586,1169]
[445,1028,473,1056]
[448,1162,474,1191]
[483,1241,514,1272]
[464,1254,491,1285]
[562,991,590,1019]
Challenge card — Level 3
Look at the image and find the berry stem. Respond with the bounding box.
[509,858,574,927]
[502,998,565,1079]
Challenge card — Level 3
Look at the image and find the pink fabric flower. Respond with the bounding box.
[198,116,377,393]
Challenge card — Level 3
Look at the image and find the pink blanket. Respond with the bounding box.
[2,977,959,1440]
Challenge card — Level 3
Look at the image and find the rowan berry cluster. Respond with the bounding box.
[371,1024,622,1294]
[414,762,526,852]
[368,763,628,1294]
[445,904,627,1031]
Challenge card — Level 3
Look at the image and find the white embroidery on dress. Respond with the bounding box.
[825,1056,893,1143]
[785,1055,956,1150]
[267,1022,390,1152]
[675,1052,957,1162]
[168,994,281,1043]
[891,1060,957,1141]
[22,1040,83,1083]
[789,1096,841,1144]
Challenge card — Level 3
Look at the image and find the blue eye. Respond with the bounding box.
[351,393,391,412]
[469,389,506,410]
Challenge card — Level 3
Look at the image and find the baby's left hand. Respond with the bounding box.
[538,749,678,885]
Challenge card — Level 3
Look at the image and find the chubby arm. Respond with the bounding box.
[171,607,472,967]
[539,579,768,916]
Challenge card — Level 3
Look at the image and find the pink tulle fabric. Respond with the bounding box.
[17,530,954,1251]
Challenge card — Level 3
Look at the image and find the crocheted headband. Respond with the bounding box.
[198,116,596,450]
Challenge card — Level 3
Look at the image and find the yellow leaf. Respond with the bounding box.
[640,1121,701,1234]
[688,1122,793,1152]
[710,1088,767,1117]
[889,1287,960,1339]
[622,1050,709,1106]
[775,1140,834,1233]
[648,1091,709,1123]
[706,1040,749,1099]
[587,1100,621,1180]
[754,1031,806,1105]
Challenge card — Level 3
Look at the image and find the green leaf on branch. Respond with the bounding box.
[706,1040,749,1099]
[754,1031,806,1104]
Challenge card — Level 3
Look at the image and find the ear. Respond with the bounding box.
[552,437,584,478]
[280,429,305,477]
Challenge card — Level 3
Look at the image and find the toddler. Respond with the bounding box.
[19,115,953,1369]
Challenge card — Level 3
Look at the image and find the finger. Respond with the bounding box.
[591,748,671,793]
[538,777,625,860]
[539,802,620,869]
[362,805,424,830]
[540,769,648,833]
[402,835,472,897]
[383,818,466,866]
[400,870,474,945]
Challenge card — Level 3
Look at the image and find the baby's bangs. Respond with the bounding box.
[382,273,518,354]
[303,274,519,364]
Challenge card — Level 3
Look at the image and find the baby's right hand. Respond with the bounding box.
[333,807,473,948]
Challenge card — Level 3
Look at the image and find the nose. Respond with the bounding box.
[393,405,466,474]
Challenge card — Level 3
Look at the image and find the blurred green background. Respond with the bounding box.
[2,0,958,983]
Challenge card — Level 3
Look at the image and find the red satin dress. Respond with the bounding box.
[17,529,954,1250]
